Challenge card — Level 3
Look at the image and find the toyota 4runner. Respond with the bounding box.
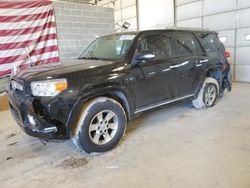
[8,28,232,153]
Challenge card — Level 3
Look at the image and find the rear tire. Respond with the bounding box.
[192,77,219,109]
[72,97,127,153]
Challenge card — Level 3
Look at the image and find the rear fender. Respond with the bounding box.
[195,65,223,97]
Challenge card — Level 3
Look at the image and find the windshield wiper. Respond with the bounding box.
[79,56,121,61]
[78,56,87,59]
[79,56,101,60]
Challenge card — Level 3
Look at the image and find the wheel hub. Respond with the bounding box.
[204,85,217,106]
[88,110,118,145]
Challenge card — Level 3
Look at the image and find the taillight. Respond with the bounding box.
[224,51,230,58]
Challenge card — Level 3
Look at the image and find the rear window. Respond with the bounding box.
[174,32,203,56]
[199,33,224,53]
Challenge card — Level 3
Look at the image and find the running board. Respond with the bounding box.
[134,94,194,114]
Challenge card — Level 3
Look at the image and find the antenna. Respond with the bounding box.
[11,46,35,77]
[10,21,36,77]
[23,46,35,67]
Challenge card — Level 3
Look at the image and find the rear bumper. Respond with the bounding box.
[222,63,232,92]
[8,90,69,140]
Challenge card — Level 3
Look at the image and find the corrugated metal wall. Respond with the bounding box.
[175,0,250,82]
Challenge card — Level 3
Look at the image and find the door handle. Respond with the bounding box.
[147,71,156,75]
[199,59,208,63]
[196,59,208,67]
[144,71,157,80]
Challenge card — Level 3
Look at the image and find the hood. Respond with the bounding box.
[16,59,118,81]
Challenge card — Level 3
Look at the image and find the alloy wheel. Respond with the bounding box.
[204,85,217,107]
[88,110,118,145]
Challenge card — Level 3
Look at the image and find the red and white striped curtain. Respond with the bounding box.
[0,0,60,77]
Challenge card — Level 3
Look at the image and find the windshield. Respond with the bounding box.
[79,34,136,60]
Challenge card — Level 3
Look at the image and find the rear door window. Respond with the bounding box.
[174,32,203,56]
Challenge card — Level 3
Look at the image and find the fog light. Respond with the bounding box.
[28,114,36,125]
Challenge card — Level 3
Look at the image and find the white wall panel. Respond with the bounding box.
[236,47,250,65]
[203,0,236,16]
[176,0,198,6]
[122,5,136,19]
[121,0,136,8]
[235,65,250,82]
[114,9,122,22]
[237,28,250,47]
[238,0,250,9]
[177,18,202,28]
[139,0,174,30]
[230,64,235,80]
[218,30,235,48]
[176,1,202,21]
[114,0,121,10]
[203,12,235,31]
[236,8,250,28]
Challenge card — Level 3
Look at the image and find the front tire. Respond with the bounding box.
[73,97,127,153]
[192,77,219,109]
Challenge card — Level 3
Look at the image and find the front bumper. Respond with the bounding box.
[8,89,69,140]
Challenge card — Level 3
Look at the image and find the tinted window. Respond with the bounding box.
[138,34,174,59]
[199,33,224,53]
[175,32,203,56]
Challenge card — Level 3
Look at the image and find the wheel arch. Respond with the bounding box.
[195,65,222,97]
[66,87,133,136]
[192,77,219,109]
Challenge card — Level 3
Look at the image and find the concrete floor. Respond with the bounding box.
[1,83,250,188]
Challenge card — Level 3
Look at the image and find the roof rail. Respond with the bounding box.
[165,26,208,31]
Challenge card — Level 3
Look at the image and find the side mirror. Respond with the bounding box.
[135,51,155,63]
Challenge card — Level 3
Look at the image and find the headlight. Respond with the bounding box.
[31,79,68,97]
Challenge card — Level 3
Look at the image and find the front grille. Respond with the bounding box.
[13,91,25,104]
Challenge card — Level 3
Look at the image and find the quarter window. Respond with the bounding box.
[200,33,224,53]
[175,32,203,56]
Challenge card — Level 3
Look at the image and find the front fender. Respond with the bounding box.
[65,84,133,136]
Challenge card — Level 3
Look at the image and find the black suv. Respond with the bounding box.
[8,28,232,153]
